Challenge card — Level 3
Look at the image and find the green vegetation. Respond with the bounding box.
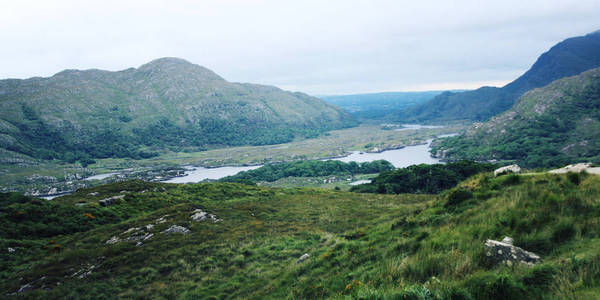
[432,67,600,168]
[220,160,393,184]
[4,169,600,298]
[0,58,355,163]
[350,161,496,194]
[398,30,600,123]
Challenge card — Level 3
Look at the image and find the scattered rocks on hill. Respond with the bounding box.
[190,209,220,222]
[296,253,310,264]
[485,236,542,266]
[494,164,521,176]
[549,163,600,174]
[162,225,190,235]
[98,195,125,206]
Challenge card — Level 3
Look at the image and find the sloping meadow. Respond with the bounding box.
[2,171,600,299]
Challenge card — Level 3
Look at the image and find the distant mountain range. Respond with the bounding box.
[398,30,600,123]
[0,58,356,163]
[319,91,446,119]
[431,67,600,167]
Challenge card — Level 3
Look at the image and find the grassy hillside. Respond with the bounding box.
[432,67,600,168]
[398,30,600,123]
[0,58,356,163]
[3,170,600,298]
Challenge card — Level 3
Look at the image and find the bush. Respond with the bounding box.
[445,189,473,207]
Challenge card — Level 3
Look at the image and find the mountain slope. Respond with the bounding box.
[0,58,356,162]
[3,170,600,298]
[399,30,600,123]
[431,67,600,167]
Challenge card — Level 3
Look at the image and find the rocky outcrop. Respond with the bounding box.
[162,225,190,235]
[549,163,600,174]
[494,164,521,176]
[190,209,220,222]
[99,195,125,206]
[296,253,310,264]
[485,237,542,266]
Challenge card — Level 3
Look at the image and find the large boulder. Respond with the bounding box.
[494,164,521,176]
[162,225,190,235]
[549,163,600,174]
[485,237,542,266]
[190,209,220,222]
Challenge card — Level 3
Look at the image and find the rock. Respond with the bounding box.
[88,192,99,196]
[485,238,541,266]
[145,224,155,231]
[162,225,190,235]
[549,163,600,174]
[8,247,15,253]
[494,164,521,176]
[190,209,220,222]
[296,253,310,264]
[17,283,34,293]
[105,236,120,244]
[98,195,125,206]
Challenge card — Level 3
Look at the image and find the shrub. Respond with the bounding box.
[445,189,473,207]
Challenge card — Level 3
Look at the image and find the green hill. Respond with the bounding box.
[0,58,356,163]
[432,67,600,167]
[398,30,600,123]
[3,170,600,298]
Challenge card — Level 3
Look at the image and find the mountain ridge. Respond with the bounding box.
[397,30,600,123]
[431,67,600,167]
[0,57,356,163]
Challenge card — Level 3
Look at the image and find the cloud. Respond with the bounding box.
[1,0,599,94]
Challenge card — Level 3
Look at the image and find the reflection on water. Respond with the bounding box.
[333,139,440,168]
[161,165,261,183]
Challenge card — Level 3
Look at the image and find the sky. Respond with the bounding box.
[1,0,600,95]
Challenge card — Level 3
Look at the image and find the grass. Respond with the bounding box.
[4,170,600,298]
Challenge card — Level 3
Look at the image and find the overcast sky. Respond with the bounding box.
[1,0,599,95]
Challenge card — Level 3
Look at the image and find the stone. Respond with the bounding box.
[162,225,190,235]
[98,195,125,207]
[501,236,514,245]
[549,163,600,174]
[88,192,99,196]
[105,236,120,244]
[296,253,310,264]
[485,238,541,266]
[494,164,521,176]
[190,209,220,222]
[8,247,15,253]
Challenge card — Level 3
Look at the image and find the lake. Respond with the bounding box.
[332,139,440,168]
[161,165,261,183]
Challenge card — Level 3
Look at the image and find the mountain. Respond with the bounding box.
[398,30,600,123]
[0,58,356,162]
[431,67,600,167]
[320,91,445,119]
[3,169,600,298]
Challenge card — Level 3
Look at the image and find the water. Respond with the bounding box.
[349,179,372,185]
[84,172,119,181]
[161,165,261,183]
[394,124,444,131]
[333,139,440,168]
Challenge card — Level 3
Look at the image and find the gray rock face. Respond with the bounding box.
[98,195,125,206]
[549,162,600,174]
[494,164,521,176]
[296,253,310,264]
[485,237,542,266]
[190,209,220,222]
[162,225,190,235]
